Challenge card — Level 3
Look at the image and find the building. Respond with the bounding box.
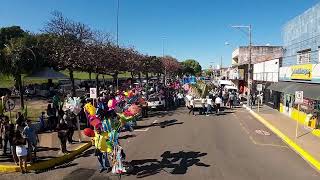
[230,46,283,94]
[268,3,320,129]
[253,58,282,107]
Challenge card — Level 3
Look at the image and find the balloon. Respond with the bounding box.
[83,128,95,137]
[84,103,96,116]
[108,99,116,110]
[123,110,134,117]
[90,118,102,129]
[128,104,141,115]
[124,92,128,97]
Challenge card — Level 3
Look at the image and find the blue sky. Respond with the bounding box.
[1,0,319,69]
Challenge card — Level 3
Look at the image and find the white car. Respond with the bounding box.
[147,96,166,109]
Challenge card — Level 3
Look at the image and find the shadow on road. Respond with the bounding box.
[119,134,137,140]
[128,150,210,178]
[135,119,184,130]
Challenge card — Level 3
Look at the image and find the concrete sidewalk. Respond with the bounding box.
[248,104,320,169]
[0,130,91,168]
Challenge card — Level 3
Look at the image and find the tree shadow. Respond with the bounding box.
[134,119,184,130]
[37,146,60,152]
[127,150,210,178]
[119,134,137,140]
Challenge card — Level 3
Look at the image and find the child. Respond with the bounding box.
[39,112,46,132]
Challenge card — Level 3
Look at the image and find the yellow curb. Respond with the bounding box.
[0,142,92,173]
[243,105,320,172]
[312,129,320,138]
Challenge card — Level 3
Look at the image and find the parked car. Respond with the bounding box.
[0,88,11,97]
[147,95,166,110]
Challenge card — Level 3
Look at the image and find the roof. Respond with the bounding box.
[25,67,69,79]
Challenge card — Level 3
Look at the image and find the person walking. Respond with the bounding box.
[23,120,39,163]
[13,130,28,173]
[56,117,69,154]
[215,95,222,115]
[94,128,110,173]
[2,116,12,155]
[206,96,213,116]
[47,104,56,131]
[188,96,195,116]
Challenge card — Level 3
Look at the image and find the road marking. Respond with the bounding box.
[134,128,149,132]
[237,114,288,148]
[244,104,320,171]
[153,120,158,124]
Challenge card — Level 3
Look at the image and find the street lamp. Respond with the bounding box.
[231,25,252,107]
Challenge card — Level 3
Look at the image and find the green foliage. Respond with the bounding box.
[182,59,202,76]
[0,26,26,49]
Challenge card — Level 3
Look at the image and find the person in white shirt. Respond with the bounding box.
[215,96,222,115]
[188,96,195,116]
[206,97,213,116]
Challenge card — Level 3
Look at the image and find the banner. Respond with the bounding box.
[291,64,312,80]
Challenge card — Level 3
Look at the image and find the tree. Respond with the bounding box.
[44,11,94,96]
[182,59,202,76]
[0,26,26,49]
[0,34,39,109]
[161,56,182,83]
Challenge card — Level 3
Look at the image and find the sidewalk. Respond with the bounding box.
[0,130,91,171]
[248,104,320,170]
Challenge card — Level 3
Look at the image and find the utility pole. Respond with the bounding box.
[231,25,252,107]
[163,37,167,85]
[116,0,120,90]
[220,56,222,78]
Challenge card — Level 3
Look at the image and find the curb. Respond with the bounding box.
[243,104,320,172]
[0,142,92,173]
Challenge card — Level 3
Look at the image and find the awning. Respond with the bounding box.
[267,81,320,100]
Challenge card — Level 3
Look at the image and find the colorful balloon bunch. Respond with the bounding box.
[82,90,142,174]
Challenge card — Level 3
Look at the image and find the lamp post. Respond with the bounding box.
[231,25,252,107]
[116,0,120,90]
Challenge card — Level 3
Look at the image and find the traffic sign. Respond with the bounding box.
[5,99,15,111]
[90,88,97,99]
[257,84,262,92]
[295,91,303,104]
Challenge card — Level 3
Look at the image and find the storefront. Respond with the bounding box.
[253,59,280,106]
[228,66,245,94]
[268,63,320,129]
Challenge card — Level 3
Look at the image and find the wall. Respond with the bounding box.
[253,59,280,82]
[282,2,320,66]
[236,46,283,65]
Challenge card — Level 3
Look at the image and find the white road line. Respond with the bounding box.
[153,120,158,124]
[134,128,149,132]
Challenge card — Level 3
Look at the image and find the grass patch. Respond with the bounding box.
[0,71,133,88]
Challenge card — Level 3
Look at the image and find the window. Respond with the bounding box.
[297,49,311,64]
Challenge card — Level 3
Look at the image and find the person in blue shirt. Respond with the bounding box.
[23,120,39,162]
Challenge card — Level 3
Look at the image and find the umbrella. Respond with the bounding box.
[25,67,69,79]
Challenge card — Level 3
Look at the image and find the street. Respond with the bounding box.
[0,107,319,180]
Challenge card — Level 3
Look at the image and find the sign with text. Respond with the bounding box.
[291,64,312,80]
[295,91,304,104]
[257,84,262,92]
[90,88,97,99]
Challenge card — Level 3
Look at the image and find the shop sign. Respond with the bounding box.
[291,64,312,80]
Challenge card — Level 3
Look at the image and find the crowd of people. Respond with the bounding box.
[185,87,241,116]
[0,113,38,173]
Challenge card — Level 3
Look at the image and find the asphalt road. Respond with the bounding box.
[1,107,319,180]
